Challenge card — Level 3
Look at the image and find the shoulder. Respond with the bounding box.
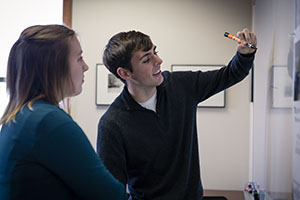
[162,70,197,81]
[32,101,72,121]
[160,70,198,90]
[28,101,76,133]
[99,91,131,124]
[98,103,123,129]
[98,97,131,139]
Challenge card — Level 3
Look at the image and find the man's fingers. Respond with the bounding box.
[249,32,257,46]
[237,28,255,44]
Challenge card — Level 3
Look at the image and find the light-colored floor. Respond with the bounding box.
[204,190,244,200]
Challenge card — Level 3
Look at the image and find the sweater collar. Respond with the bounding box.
[120,71,168,111]
[121,86,145,111]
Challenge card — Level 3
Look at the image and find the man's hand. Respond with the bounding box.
[237,28,257,54]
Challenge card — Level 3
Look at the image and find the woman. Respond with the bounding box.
[0,25,127,200]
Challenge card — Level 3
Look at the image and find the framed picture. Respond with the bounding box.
[272,65,293,108]
[96,64,124,105]
[297,0,300,29]
[171,64,226,108]
[295,40,300,101]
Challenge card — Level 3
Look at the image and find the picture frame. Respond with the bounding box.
[96,64,124,105]
[272,65,293,108]
[171,64,226,108]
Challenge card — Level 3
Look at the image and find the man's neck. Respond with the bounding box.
[127,85,157,103]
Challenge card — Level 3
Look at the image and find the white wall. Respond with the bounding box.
[71,0,252,190]
[0,0,63,128]
[252,0,293,193]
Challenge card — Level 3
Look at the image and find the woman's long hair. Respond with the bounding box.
[0,24,75,125]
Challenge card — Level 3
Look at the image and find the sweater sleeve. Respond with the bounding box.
[34,110,128,200]
[170,51,255,104]
[97,118,128,186]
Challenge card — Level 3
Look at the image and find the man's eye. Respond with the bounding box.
[154,51,158,55]
[143,58,150,63]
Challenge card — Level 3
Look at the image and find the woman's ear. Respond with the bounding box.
[117,67,131,80]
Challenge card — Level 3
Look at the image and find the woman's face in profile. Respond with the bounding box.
[68,36,89,96]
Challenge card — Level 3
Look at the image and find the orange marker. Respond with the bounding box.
[224,32,257,50]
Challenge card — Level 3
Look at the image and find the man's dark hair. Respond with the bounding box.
[102,31,153,83]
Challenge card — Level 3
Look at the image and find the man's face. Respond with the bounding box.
[128,44,164,89]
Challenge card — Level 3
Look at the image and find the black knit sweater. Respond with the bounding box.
[97,52,255,200]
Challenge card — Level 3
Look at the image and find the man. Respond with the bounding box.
[97,29,257,200]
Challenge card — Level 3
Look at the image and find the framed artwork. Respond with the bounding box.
[272,65,293,108]
[297,0,300,29]
[96,64,124,105]
[295,40,300,101]
[171,64,225,108]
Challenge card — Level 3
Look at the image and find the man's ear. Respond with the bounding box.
[116,67,131,81]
